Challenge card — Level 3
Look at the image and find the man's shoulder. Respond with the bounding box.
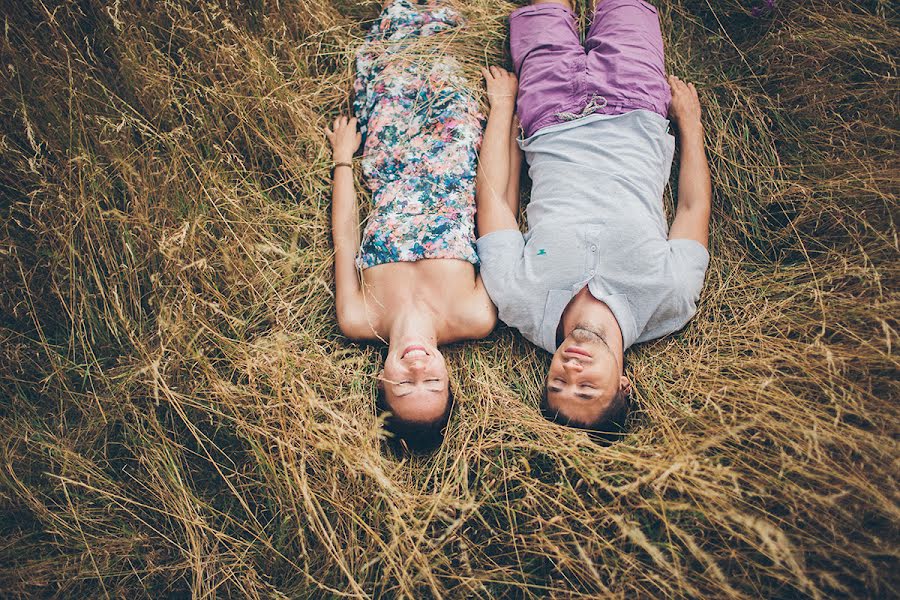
[476,229,525,257]
[475,229,527,296]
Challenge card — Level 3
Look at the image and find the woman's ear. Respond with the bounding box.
[619,375,632,397]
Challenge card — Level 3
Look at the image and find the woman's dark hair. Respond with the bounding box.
[376,386,453,454]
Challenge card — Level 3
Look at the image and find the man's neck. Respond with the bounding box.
[560,287,624,363]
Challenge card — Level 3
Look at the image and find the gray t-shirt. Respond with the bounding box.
[477,110,709,353]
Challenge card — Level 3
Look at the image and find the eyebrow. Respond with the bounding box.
[394,386,445,398]
[547,387,596,402]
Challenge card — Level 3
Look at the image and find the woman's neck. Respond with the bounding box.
[388,302,440,349]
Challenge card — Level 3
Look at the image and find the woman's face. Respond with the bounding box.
[380,343,449,422]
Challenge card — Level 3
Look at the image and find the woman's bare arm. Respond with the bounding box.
[325,116,369,339]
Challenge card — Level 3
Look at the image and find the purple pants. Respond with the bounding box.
[510,0,670,138]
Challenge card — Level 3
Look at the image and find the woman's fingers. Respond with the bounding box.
[329,115,359,131]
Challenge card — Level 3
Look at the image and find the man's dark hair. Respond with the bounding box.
[540,385,629,443]
[376,386,453,454]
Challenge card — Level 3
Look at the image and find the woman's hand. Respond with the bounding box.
[481,66,517,112]
[325,116,362,163]
[667,75,703,135]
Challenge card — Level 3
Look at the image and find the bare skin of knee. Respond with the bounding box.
[532,0,573,9]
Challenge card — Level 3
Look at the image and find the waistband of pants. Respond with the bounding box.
[526,95,665,138]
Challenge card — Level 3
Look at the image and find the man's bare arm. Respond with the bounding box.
[667,75,711,247]
[476,66,519,236]
[505,116,523,219]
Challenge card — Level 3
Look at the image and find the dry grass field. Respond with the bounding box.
[0,0,897,597]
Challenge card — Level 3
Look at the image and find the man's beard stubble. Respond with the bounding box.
[570,325,605,344]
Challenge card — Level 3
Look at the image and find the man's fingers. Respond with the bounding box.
[481,66,489,79]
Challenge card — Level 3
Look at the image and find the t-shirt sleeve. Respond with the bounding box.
[476,229,525,307]
[669,238,710,311]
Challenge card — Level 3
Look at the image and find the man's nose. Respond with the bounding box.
[563,358,583,372]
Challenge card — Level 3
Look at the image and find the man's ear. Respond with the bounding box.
[619,375,632,397]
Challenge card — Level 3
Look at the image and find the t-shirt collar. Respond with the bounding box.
[542,279,638,353]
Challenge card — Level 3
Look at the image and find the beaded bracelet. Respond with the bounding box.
[332,161,353,176]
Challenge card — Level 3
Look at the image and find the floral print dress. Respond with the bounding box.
[354,0,483,270]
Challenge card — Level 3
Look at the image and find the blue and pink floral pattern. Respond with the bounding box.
[354,0,483,270]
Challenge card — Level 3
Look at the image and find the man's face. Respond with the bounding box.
[381,343,449,422]
[545,327,623,425]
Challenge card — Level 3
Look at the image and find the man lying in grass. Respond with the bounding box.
[476,0,712,436]
[326,0,520,452]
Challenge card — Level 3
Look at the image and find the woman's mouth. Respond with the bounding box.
[402,345,428,359]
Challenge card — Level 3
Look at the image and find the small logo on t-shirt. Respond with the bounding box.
[537,249,547,256]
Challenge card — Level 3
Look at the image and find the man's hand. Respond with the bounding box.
[325,116,362,163]
[667,75,703,135]
[482,66,517,112]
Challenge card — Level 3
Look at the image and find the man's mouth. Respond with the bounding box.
[564,346,592,359]
[402,345,428,359]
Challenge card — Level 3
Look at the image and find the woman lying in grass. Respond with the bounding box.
[326,0,520,452]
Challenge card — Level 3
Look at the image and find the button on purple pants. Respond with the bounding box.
[510,0,671,138]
